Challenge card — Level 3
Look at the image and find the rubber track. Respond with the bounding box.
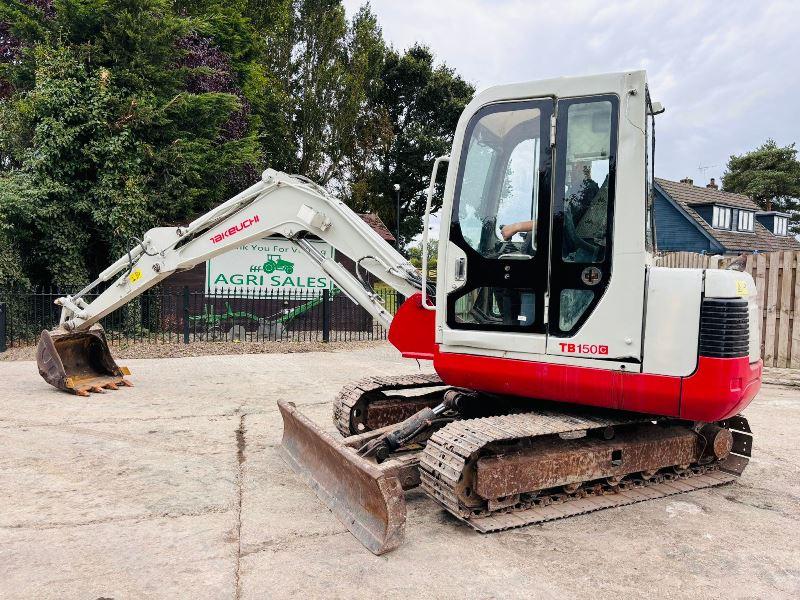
[419,410,736,533]
[332,373,444,436]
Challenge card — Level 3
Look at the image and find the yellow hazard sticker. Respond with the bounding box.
[735,280,749,296]
[129,268,143,284]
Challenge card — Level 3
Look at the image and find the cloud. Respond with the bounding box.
[344,0,800,185]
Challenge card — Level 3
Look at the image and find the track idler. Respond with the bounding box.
[37,326,131,396]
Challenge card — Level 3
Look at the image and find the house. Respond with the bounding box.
[654,177,800,255]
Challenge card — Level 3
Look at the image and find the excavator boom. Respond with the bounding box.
[37,169,422,394]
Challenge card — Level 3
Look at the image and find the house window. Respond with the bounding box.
[737,210,754,232]
[774,216,788,236]
[712,205,731,229]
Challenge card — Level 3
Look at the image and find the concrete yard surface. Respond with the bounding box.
[1,344,799,599]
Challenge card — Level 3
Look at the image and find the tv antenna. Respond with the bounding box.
[698,163,718,177]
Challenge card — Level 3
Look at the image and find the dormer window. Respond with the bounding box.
[712,205,731,229]
[774,216,788,236]
[736,210,754,232]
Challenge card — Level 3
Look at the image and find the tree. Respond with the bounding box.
[346,44,474,248]
[254,1,387,184]
[407,239,437,278]
[0,0,474,288]
[723,139,800,233]
[0,0,260,285]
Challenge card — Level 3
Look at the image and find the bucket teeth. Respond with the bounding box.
[36,325,132,395]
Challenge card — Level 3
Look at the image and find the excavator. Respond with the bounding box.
[36,71,760,555]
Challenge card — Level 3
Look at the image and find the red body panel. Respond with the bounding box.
[389,295,761,422]
[680,356,762,421]
[388,293,436,360]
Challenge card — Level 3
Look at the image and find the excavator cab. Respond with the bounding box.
[435,74,630,364]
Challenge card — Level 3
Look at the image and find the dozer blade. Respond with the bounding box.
[278,400,409,555]
[37,326,131,396]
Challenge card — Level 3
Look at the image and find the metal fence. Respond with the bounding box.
[0,285,401,348]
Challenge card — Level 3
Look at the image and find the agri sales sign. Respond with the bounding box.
[206,237,334,297]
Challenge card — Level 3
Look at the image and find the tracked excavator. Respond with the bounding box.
[37,71,760,555]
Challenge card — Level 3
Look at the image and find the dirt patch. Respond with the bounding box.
[0,339,389,361]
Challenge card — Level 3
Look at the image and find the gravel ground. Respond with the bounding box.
[1,346,799,599]
[0,338,387,361]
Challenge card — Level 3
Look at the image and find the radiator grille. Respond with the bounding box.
[699,298,749,358]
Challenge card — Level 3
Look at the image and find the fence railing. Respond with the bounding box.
[0,285,399,348]
[657,251,729,270]
[658,251,800,369]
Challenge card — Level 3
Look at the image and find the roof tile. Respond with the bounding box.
[655,178,800,253]
[358,213,395,242]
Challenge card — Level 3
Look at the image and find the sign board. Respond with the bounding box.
[206,238,335,297]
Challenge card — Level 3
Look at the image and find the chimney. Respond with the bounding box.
[679,177,694,186]
[706,178,718,190]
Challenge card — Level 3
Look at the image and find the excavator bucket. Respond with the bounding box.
[36,326,131,396]
[278,400,412,555]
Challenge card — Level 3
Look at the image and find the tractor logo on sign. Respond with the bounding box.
[581,266,602,286]
[262,254,294,274]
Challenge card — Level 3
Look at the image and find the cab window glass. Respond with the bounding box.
[562,101,612,263]
[455,287,536,327]
[456,105,542,259]
[497,138,538,248]
[458,141,497,250]
[559,289,594,331]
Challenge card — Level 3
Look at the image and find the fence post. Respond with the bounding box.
[322,288,330,342]
[183,286,190,344]
[0,302,6,353]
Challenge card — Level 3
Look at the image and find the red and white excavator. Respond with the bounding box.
[37,70,760,555]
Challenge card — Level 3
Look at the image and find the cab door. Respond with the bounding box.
[441,99,553,354]
[548,95,618,341]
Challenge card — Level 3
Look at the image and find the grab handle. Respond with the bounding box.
[421,156,449,311]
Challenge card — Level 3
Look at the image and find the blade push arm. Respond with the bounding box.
[57,169,422,331]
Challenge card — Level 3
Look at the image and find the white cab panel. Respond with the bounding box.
[642,267,702,376]
[544,252,646,361]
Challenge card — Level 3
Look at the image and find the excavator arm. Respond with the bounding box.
[37,169,424,394]
[55,168,421,331]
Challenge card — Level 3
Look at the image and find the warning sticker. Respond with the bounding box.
[735,280,749,297]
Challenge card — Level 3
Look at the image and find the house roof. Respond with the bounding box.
[655,178,800,253]
[656,178,759,211]
[358,213,395,243]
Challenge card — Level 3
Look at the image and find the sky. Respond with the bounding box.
[342,0,800,188]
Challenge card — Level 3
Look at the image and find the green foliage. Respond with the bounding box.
[408,239,437,277]
[346,44,475,248]
[0,0,259,286]
[723,139,800,232]
[0,176,30,287]
[0,0,473,288]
